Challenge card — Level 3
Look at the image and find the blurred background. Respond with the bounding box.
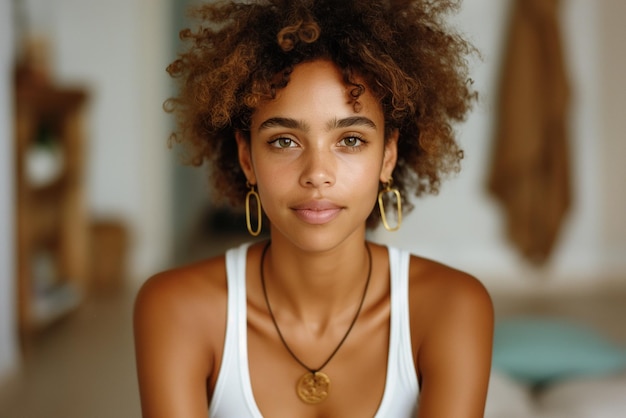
[0,0,625,417]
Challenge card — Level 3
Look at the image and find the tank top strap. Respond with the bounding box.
[374,246,419,417]
[389,246,419,387]
[210,241,263,417]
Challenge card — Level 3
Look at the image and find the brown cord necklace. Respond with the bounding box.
[260,241,372,404]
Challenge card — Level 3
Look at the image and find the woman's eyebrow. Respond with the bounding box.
[257,115,377,132]
[258,117,310,132]
[327,116,377,130]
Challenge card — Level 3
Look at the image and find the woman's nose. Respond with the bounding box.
[299,148,336,188]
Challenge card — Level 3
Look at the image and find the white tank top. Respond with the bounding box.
[209,242,419,417]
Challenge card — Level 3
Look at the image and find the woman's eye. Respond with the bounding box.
[270,137,297,148]
[339,136,364,147]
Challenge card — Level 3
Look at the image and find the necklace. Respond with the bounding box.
[260,241,372,404]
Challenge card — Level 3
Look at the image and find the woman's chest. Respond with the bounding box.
[245,303,391,418]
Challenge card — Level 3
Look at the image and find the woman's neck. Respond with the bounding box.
[261,234,372,326]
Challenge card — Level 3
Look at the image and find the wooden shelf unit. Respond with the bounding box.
[14,83,89,346]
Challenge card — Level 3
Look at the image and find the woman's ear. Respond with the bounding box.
[235,130,256,184]
[380,129,399,182]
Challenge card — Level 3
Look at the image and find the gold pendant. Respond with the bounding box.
[296,372,330,404]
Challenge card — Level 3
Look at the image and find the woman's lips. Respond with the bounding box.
[291,201,343,225]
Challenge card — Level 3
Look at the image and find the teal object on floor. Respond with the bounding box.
[492,317,626,385]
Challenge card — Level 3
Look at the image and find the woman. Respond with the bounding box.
[134,1,493,417]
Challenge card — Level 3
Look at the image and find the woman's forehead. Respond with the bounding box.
[250,60,383,127]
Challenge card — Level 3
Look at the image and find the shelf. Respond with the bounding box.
[15,81,89,348]
[31,282,82,329]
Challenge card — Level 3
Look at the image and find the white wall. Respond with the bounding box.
[374,0,626,293]
[598,0,626,275]
[0,0,19,383]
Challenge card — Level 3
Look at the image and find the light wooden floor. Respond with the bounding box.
[0,288,141,418]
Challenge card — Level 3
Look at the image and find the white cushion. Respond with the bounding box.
[537,372,626,418]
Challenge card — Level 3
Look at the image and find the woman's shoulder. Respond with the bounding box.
[408,254,491,305]
[133,253,236,405]
[137,253,227,303]
[133,253,229,339]
[405,253,494,412]
[406,253,493,339]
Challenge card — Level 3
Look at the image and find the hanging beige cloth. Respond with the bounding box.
[487,0,571,265]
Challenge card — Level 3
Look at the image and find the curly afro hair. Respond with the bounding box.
[166,0,477,228]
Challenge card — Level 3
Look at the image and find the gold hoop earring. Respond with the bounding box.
[245,182,262,236]
[378,178,402,232]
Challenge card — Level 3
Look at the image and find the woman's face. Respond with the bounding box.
[237,59,397,252]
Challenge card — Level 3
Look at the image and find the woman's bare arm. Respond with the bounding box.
[134,266,224,418]
[414,268,494,418]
